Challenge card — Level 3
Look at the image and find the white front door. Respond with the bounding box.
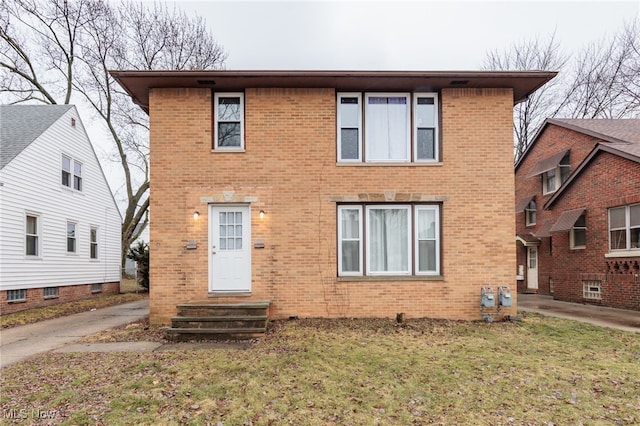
[209,204,251,292]
[527,246,539,290]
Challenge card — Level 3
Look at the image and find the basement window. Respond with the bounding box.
[7,289,27,302]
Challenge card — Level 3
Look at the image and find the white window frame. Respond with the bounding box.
[337,92,440,164]
[414,205,440,275]
[67,221,77,254]
[214,92,245,150]
[525,200,536,226]
[61,154,83,192]
[413,93,439,162]
[337,203,441,277]
[61,154,72,188]
[542,153,570,195]
[337,205,363,275]
[44,287,59,299]
[608,204,640,252]
[90,226,99,259]
[7,289,26,302]
[364,93,411,163]
[570,214,586,250]
[337,93,363,162]
[73,160,83,191]
[25,213,40,257]
[366,205,412,275]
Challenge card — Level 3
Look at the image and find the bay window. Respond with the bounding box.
[338,204,440,276]
[337,92,439,163]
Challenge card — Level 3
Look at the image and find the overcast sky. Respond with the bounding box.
[175,0,639,71]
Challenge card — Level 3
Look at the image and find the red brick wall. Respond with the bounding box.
[1,282,120,315]
[515,125,604,295]
[515,123,640,310]
[545,152,640,309]
[148,87,518,324]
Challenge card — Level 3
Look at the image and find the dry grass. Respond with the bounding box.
[1,312,639,425]
[0,292,147,329]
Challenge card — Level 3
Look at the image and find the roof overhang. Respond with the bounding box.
[109,69,557,114]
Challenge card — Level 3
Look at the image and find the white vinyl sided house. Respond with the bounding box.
[0,105,121,314]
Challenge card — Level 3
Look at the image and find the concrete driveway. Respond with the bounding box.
[518,293,640,333]
[0,299,150,369]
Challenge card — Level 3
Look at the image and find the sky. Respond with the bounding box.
[173,0,639,71]
[92,0,639,235]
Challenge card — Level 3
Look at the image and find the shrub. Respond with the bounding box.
[127,241,149,289]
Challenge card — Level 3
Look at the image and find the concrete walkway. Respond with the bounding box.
[518,293,640,333]
[0,299,150,369]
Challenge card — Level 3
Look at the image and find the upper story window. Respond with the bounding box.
[609,204,640,251]
[338,204,440,276]
[62,154,82,191]
[337,92,439,163]
[25,214,39,256]
[214,93,244,150]
[525,199,536,226]
[542,152,570,194]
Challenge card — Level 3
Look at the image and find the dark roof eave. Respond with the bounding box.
[109,69,557,114]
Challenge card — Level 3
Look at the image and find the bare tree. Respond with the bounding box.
[483,32,569,159]
[0,0,227,266]
[483,20,640,161]
[560,20,640,119]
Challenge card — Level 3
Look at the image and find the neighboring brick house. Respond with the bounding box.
[0,105,122,314]
[515,119,640,310]
[111,70,555,324]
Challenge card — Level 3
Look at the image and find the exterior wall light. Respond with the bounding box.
[259,210,265,220]
[193,211,200,220]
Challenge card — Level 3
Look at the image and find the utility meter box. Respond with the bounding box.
[498,286,512,307]
[480,287,495,308]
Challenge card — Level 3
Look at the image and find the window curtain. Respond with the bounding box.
[367,97,408,161]
[368,208,408,272]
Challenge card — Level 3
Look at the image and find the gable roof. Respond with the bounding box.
[543,120,640,209]
[0,105,74,169]
[515,118,640,171]
[109,69,557,114]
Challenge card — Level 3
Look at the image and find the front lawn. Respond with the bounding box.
[1,314,638,425]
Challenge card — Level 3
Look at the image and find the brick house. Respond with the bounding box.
[111,70,555,324]
[515,119,640,310]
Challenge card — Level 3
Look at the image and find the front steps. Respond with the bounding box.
[166,301,270,339]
